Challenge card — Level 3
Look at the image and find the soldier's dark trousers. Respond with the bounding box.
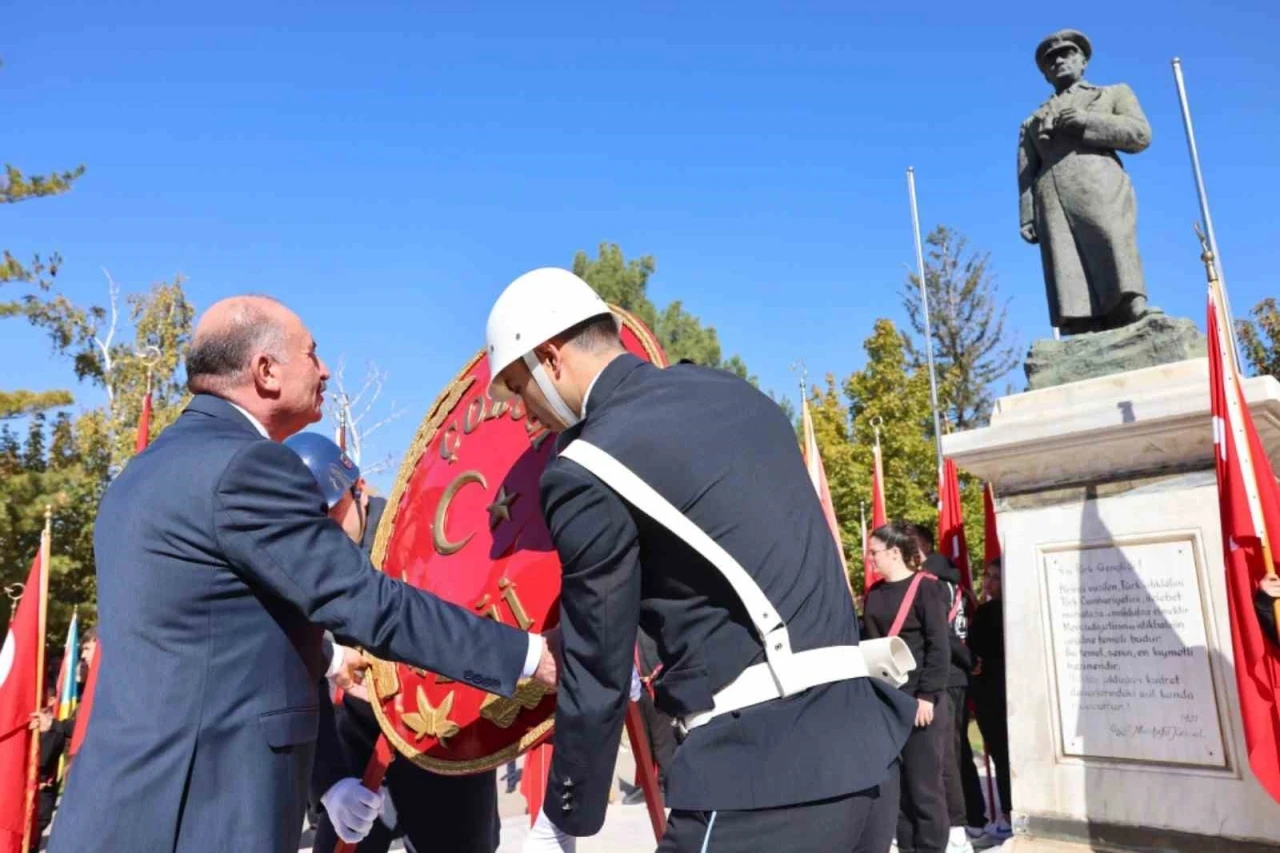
[657,769,897,853]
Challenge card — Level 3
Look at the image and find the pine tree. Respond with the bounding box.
[901,226,1018,429]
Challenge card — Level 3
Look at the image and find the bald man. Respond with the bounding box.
[49,296,556,853]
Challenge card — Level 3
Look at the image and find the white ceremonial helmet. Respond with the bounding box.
[485,267,617,428]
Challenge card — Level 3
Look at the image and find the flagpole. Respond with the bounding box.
[1172,58,1238,358]
[22,506,52,853]
[907,167,945,478]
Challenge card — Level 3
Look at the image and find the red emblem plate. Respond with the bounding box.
[367,308,667,774]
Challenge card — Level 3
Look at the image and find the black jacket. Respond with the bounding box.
[968,598,1005,704]
[538,355,915,835]
[922,552,975,688]
[862,573,951,703]
[1256,589,1280,649]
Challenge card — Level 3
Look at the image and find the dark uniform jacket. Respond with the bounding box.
[49,394,528,853]
[538,354,915,835]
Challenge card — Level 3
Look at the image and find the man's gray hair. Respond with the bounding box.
[186,296,289,394]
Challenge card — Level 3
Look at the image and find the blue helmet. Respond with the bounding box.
[284,432,361,509]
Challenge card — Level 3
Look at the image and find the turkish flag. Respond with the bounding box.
[983,483,1001,574]
[1208,281,1280,803]
[0,553,46,853]
[800,397,852,594]
[865,441,888,592]
[937,457,973,596]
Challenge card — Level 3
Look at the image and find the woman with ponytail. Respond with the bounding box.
[862,521,953,853]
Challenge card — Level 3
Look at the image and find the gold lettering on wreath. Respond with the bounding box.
[479,679,552,728]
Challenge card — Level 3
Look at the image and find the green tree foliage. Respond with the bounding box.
[901,226,1018,430]
[572,243,754,381]
[802,320,934,590]
[2,81,88,418]
[0,277,194,644]
[1238,298,1280,381]
[804,318,991,590]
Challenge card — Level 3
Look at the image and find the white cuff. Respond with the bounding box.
[327,641,348,679]
[521,634,545,680]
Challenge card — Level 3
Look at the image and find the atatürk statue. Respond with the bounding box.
[1018,29,1153,335]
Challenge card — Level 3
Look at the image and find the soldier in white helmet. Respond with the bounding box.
[485,268,916,853]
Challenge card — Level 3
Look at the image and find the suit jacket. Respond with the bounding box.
[539,355,915,835]
[49,395,528,853]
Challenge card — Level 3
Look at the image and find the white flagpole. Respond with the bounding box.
[907,167,946,478]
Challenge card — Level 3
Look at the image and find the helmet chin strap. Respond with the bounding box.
[523,352,580,429]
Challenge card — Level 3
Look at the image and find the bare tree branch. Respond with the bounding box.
[323,356,407,468]
[96,269,120,406]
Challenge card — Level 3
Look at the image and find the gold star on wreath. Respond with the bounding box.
[486,486,519,530]
[402,686,461,748]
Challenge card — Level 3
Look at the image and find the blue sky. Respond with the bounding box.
[5,2,1277,490]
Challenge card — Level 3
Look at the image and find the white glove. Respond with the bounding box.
[523,807,577,853]
[630,666,643,702]
[322,777,384,844]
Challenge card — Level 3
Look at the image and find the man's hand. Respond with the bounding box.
[915,697,935,728]
[321,778,384,844]
[1056,106,1086,134]
[1260,575,1280,599]
[1020,222,1038,244]
[29,708,53,733]
[531,627,561,691]
[332,647,370,692]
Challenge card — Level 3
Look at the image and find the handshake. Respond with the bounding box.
[330,627,565,700]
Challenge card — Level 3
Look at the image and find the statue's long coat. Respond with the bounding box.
[1018,81,1152,333]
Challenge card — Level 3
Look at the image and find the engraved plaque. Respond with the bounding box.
[1043,539,1226,767]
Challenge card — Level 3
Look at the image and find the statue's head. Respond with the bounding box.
[1036,29,1091,91]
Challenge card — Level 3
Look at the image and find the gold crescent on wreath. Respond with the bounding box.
[367,306,667,775]
[433,470,488,556]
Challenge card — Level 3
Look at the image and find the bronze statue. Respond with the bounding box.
[1018,29,1153,335]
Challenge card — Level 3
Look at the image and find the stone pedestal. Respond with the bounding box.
[943,358,1280,852]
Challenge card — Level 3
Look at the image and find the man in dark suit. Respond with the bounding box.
[49,295,556,853]
[483,269,915,853]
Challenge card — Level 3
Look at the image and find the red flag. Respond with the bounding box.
[0,549,48,853]
[67,648,96,758]
[983,483,1001,571]
[937,458,973,595]
[521,742,552,825]
[865,438,888,592]
[800,397,853,599]
[135,386,153,454]
[1207,280,1280,803]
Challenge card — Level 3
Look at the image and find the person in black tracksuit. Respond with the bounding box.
[1257,575,1280,649]
[913,524,987,838]
[864,521,953,853]
[969,558,1011,826]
